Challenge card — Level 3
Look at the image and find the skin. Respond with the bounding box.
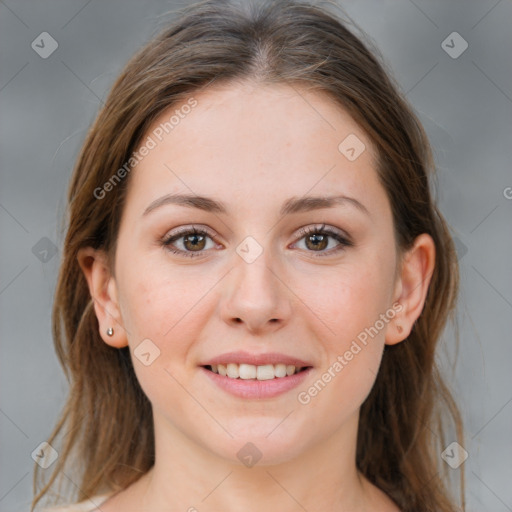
[78,81,435,512]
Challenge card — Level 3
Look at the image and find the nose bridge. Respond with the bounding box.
[220,240,291,333]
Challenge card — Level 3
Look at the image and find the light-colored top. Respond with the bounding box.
[41,493,113,512]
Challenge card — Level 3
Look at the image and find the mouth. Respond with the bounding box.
[202,363,312,380]
[198,351,314,398]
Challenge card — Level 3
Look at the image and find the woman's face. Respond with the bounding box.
[108,82,403,464]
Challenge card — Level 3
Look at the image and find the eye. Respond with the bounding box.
[292,224,352,256]
[161,226,218,258]
[161,223,352,259]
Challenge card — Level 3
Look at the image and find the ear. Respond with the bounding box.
[77,247,128,348]
[385,233,436,346]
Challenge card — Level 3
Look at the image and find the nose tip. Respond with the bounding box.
[221,259,291,334]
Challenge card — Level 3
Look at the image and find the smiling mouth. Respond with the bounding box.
[202,363,311,380]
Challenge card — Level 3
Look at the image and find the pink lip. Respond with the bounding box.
[200,366,313,399]
[199,351,313,368]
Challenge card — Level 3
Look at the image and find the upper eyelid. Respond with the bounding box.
[163,225,216,239]
[295,224,349,239]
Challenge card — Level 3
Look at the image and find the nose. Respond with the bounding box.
[220,250,292,335]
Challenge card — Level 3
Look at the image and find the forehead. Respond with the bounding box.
[124,81,385,216]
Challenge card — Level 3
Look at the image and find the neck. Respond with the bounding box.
[128,410,382,512]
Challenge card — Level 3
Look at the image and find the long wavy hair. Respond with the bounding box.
[32,1,465,510]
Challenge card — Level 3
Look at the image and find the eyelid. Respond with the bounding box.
[162,224,218,242]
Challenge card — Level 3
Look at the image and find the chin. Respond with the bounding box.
[205,427,310,467]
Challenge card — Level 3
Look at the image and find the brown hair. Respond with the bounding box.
[32,1,465,510]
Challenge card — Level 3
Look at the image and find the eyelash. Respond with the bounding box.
[161,224,353,259]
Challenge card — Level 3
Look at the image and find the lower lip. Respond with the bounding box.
[200,366,313,399]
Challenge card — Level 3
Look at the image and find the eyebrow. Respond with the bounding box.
[142,193,370,217]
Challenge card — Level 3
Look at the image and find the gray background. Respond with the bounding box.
[1,0,511,510]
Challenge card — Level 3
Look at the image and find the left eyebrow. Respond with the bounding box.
[142,193,370,217]
[143,193,227,216]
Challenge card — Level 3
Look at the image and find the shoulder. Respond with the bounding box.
[41,493,113,512]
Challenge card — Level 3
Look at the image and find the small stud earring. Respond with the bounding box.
[397,325,403,334]
[106,327,114,336]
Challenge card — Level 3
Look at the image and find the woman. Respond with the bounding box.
[33,1,465,511]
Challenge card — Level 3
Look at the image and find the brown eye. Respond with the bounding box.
[162,227,217,258]
[182,233,206,251]
[304,233,329,251]
[293,224,353,256]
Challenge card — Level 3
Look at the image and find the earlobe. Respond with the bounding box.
[77,247,128,348]
[385,233,436,346]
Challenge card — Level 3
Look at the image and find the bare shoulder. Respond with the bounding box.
[41,493,113,512]
[97,469,154,512]
[97,488,135,512]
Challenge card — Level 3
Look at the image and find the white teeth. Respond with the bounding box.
[256,364,275,381]
[208,363,306,380]
[226,363,239,378]
[274,363,287,378]
[239,363,256,379]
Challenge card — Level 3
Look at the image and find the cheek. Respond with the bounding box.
[297,284,388,429]
[117,254,215,340]
[116,261,224,401]
[300,261,394,343]
[117,271,213,410]
[297,261,393,406]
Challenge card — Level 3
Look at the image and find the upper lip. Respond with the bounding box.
[200,351,313,368]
